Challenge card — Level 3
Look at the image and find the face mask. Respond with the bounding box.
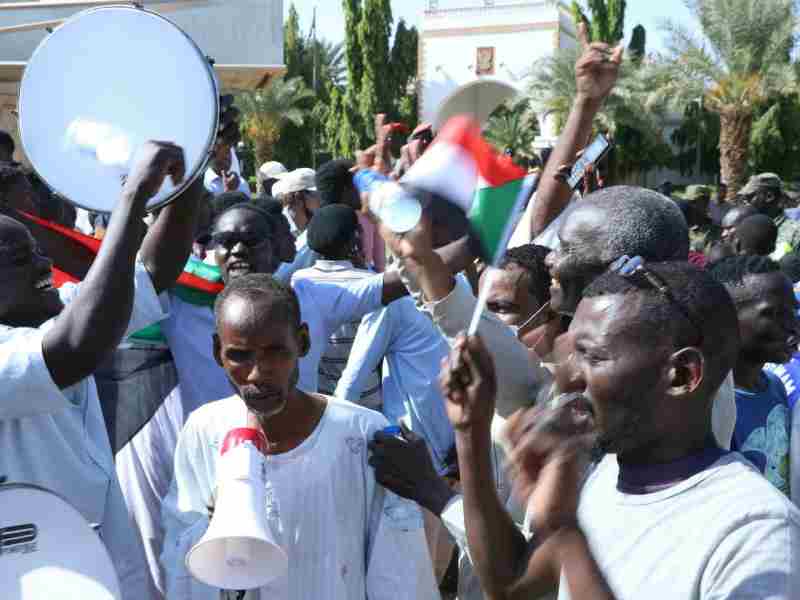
[513,302,554,339]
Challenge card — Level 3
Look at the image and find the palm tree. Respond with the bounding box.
[305,40,345,91]
[648,0,797,195]
[484,100,539,160]
[237,76,315,169]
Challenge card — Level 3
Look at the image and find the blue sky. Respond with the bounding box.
[283,1,697,53]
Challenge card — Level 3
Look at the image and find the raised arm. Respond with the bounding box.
[441,335,531,599]
[43,142,185,389]
[140,175,205,294]
[530,24,622,238]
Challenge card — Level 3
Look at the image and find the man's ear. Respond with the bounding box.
[213,334,223,367]
[297,323,311,358]
[666,347,704,397]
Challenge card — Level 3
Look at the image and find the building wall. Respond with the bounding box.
[0,0,283,66]
[419,1,575,126]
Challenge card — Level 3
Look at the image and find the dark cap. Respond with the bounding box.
[307,204,359,257]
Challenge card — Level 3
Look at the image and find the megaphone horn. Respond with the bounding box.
[186,428,288,591]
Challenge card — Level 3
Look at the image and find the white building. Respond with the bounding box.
[419,0,576,146]
[0,0,285,163]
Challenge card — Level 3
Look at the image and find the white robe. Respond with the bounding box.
[161,395,438,600]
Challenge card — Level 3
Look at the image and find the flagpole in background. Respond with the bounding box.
[467,173,539,336]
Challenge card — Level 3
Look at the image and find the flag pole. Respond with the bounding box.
[467,173,540,335]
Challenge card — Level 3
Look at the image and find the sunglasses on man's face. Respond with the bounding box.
[609,255,704,347]
[210,231,269,251]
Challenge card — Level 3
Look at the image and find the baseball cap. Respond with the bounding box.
[258,161,288,182]
[272,168,317,198]
[740,173,784,195]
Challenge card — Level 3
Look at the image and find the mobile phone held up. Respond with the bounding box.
[567,134,612,191]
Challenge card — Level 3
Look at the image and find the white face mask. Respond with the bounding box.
[512,302,553,339]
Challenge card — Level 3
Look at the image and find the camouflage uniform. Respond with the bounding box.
[737,173,799,260]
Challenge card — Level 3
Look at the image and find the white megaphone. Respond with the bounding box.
[186,428,288,590]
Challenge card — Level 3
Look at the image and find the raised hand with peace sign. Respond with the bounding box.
[575,22,624,106]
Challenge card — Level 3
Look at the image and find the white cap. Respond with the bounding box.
[258,161,288,181]
[272,168,317,198]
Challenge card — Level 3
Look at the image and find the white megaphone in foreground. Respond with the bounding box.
[186,428,288,590]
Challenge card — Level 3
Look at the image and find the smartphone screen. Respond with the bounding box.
[567,134,611,190]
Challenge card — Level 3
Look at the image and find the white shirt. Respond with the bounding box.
[160,295,235,416]
[0,260,168,600]
[161,395,438,600]
[335,296,453,472]
[558,453,800,599]
[295,260,382,410]
[275,230,318,284]
[507,191,578,250]
[203,167,251,197]
[292,274,385,394]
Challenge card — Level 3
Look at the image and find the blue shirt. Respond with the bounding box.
[335,296,455,473]
[274,230,318,284]
[734,371,791,496]
[765,356,800,412]
[292,274,385,394]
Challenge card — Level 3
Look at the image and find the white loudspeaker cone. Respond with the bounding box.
[186,534,287,591]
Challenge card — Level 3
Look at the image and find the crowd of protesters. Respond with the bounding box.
[1,23,799,600]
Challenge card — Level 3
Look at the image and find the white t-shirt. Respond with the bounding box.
[161,395,437,600]
[557,453,800,599]
[0,260,168,600]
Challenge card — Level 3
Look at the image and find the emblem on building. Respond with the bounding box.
[476,47,495,76]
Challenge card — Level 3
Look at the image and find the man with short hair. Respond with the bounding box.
[0,141,199,599]
[161,273,437,600]
[729,214,779,256]
[0,161,36,214]
[255,195,298,266]
[203,142,251,197]
[293,203,382,410]
[317,158,385,271]
[444,261,800,599]
[709,256,798,498]
[720,203,759,241]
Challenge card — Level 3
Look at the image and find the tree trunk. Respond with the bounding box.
[718,109,753,199]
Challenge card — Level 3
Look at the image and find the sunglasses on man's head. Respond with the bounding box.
[609,255,704,347]
[210,231,269,251]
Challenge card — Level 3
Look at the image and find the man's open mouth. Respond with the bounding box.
[34,274,54,292]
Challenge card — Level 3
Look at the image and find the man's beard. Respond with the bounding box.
[594,407,645,457]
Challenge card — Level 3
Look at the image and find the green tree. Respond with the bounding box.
[331,0,367,154]
[284,3,304,79]
[390,19,419,126]
[237,76,314,169]
[277,38,346,168]
[671,100,721,178]
[358,0,393,127]
[484,100,539,160]
[749,93,800,180]
[648,0,797,195]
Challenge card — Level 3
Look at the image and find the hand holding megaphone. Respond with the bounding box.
[122,141,186,203]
